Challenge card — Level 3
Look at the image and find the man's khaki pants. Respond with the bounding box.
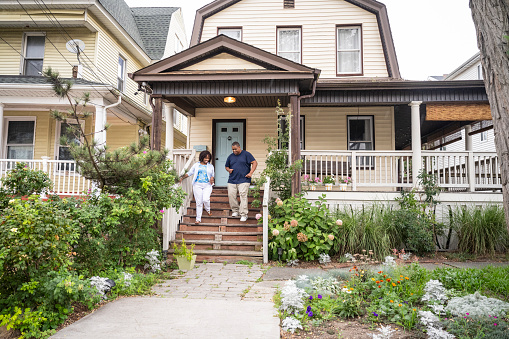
[227,183,250,218]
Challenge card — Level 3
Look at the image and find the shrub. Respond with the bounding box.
[392,209,436,255]
[451,205,508,255]
[268,195,336,261]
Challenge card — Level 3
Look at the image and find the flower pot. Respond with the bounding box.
[175,255,197,271]
[309,184,316,191]
[325,183,333,191]
[339,183,348,191]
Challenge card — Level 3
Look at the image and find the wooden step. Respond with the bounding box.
[199,195,257,203]
[179,223,261,233]
[186,207,260,217]
[176,231,262,242]
[173,239,262,251]
[182,215,259,225]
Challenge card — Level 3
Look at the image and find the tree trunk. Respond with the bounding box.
[470,0,509,233]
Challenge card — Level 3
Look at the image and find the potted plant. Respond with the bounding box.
[323,175,335,191]
[309,176,321,190]
[339,176,353,191]
[173,239,197,271]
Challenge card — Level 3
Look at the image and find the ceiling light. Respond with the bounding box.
[224,96,236,103]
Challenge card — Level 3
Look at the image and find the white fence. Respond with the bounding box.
[262,176,271,264]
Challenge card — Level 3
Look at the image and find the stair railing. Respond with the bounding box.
[162,149,196,253]
[262,176,271,263]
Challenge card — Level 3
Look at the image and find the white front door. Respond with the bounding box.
[215,122,244,186]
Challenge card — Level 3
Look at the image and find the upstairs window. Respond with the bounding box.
[284,0,295,8]
[23,34,45,76]
[277,27,301,63]
[117,55,126,91]
[218,28,242,41]
[337,26,362,75]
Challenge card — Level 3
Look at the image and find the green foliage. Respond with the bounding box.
[268,195,336,261]
[451,205,508,255]
[440,315,509,339]
[173,239,195,261]
[322,176,335,184]
[331,291,364,318]
[0,196,79,296]
[0,162,52,202]
[0,307,55,339]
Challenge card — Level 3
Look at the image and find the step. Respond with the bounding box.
[176,231,262,242]
[167,249,263,263]
[195,195,257,203]
[191,201,262,209]
[186,207,261,217]
[182,215,259,225]
[179,223,262,233]
[173,239,262,251]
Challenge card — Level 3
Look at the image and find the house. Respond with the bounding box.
[129,0,502,261]
[0,0,189,195]
[426,52,495,154]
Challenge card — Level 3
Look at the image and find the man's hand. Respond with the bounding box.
[226,168,233,174]
[245,173,252,178]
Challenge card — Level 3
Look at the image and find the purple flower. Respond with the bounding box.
[466,313,469,316]
[317,295,322,299]
[307,311,313,317]
[143,151,147,154]
[307,306,311,312]
[494,316,498,319]
[494,323,498,326]
[309,296,313,300]
[372,312,378,317]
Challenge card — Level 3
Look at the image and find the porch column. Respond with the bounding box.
[151,95,163,151]
[464,125,473,151]
[94,105,106,146]
[164,103,174,157]
[290,94,301,195]
[0,103,4,154]
[410,101,422,187]
[186,116,191,149]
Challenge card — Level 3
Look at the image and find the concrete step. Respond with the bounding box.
[167,249,263,263]
[182,215,259,225]
[176,231,262,242]
[186,207,261,217]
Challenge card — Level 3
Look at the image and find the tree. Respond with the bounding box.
[470,0,509,232]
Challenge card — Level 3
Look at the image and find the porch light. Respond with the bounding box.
[224,96,236,103]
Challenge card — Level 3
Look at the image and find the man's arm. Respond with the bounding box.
[225,167,233,174]
[245,160,258,178]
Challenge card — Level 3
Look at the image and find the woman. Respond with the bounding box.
[180,150,215,224]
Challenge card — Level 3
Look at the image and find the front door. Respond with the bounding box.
[214,121,244,186]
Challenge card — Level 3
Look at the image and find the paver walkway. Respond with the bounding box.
[52,263,281,339]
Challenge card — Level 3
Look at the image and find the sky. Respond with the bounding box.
[125,0,479,80]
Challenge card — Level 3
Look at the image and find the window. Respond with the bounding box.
[337,26,362,75]
[23,34,45,76]
[477,64,483,80]
[480,131,488,142]
[218,28,242,41]
[279,115,305,150]
[5,118,35,159]
[348,116,373,166]
[117,55,126,91]
[277,27,301,63]
[55,121,84,171]
[284,0,295,8]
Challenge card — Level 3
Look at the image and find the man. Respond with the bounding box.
[225,141,257,222]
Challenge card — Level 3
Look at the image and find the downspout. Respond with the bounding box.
[105,94,122,110]
[298,71,319,101]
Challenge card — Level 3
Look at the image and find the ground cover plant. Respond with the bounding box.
[275,261,509,338]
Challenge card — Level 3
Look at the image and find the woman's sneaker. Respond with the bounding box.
[240,216,248,222]
[232,212,239,217]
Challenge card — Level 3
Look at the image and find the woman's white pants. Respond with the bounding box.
[193,182,212,222]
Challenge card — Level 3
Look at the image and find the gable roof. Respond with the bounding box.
[132,7,179,60]
[443,52,481,81]
[190,0,400,78]
[132,34,319,78]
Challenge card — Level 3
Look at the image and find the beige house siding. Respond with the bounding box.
[200,0,388,78]
[164,9,188,58]
[106,116,139,151]
[182,53,266,71]
[189,106,394,176]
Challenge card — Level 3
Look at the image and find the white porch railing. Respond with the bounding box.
[301,150,502,192]
[262,176,271,264]
[162,149,196,252]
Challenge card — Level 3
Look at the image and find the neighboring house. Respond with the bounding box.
[427,52,495,154]
[0,0,188,194]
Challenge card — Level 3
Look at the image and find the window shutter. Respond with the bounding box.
[284,0,294,8]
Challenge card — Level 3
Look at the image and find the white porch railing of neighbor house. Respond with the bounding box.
[262,176,271,264]
[301,150,502,191]
[162,149,196,251]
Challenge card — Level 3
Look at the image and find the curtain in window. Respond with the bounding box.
[338,28,360,73]
[6,121,35,159]
[278,29,301,63]
[218,29,241,41]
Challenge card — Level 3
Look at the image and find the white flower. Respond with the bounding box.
[296,275,309,282]
[382,256,397,268]
[344,253,356,262]
[123,272,133,287]
[10,228,18,233]
[8,199,15,204]
[272,229,280,236]
[336,219,343,226]
[144,249,161,273]
[282,317,302,333]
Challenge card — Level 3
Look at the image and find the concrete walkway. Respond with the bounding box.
[52,261,509,339]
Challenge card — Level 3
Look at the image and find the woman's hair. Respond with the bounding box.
[199,150,212,162]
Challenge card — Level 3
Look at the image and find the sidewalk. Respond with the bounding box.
[52,261,508,339]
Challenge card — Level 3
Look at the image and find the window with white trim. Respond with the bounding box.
[279,115,305,150]
[348,115,373,166]
[5,118,36,159]
[337,26,362,75]
[117,55,126,91]
[277,27,301,63]
[22,34,45,76]
[56,121,84,161]
[480,131,488,142]
[218,28,242,41]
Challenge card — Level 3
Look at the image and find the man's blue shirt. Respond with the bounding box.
[225,150,255,184]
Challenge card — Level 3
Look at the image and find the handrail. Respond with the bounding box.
[262,176,270,264]
[180,149,196,177]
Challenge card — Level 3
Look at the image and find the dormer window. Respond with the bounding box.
[277,27,301,63]
[22,34,45,76]
[284,0,295,8]
[218,28,242,41]
[337,26,362,75]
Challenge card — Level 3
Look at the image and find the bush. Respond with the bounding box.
[268,195,336,261]
[392,209,436,255]
[451,205,508,255]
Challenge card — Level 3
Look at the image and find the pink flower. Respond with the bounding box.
[466,313,469,316]
[336,219,343,226]
[277,199,284,207]
[272,229,280,236]
[290,219,298,227]
[314,177,321,183]
[255,213,262,220]
[160,210,164,213]
[328,234,334,241]
[494,323,498,326]
[303,174,309,181]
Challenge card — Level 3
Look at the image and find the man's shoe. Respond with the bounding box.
[240,216,248,222]
[232,212,239,217]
